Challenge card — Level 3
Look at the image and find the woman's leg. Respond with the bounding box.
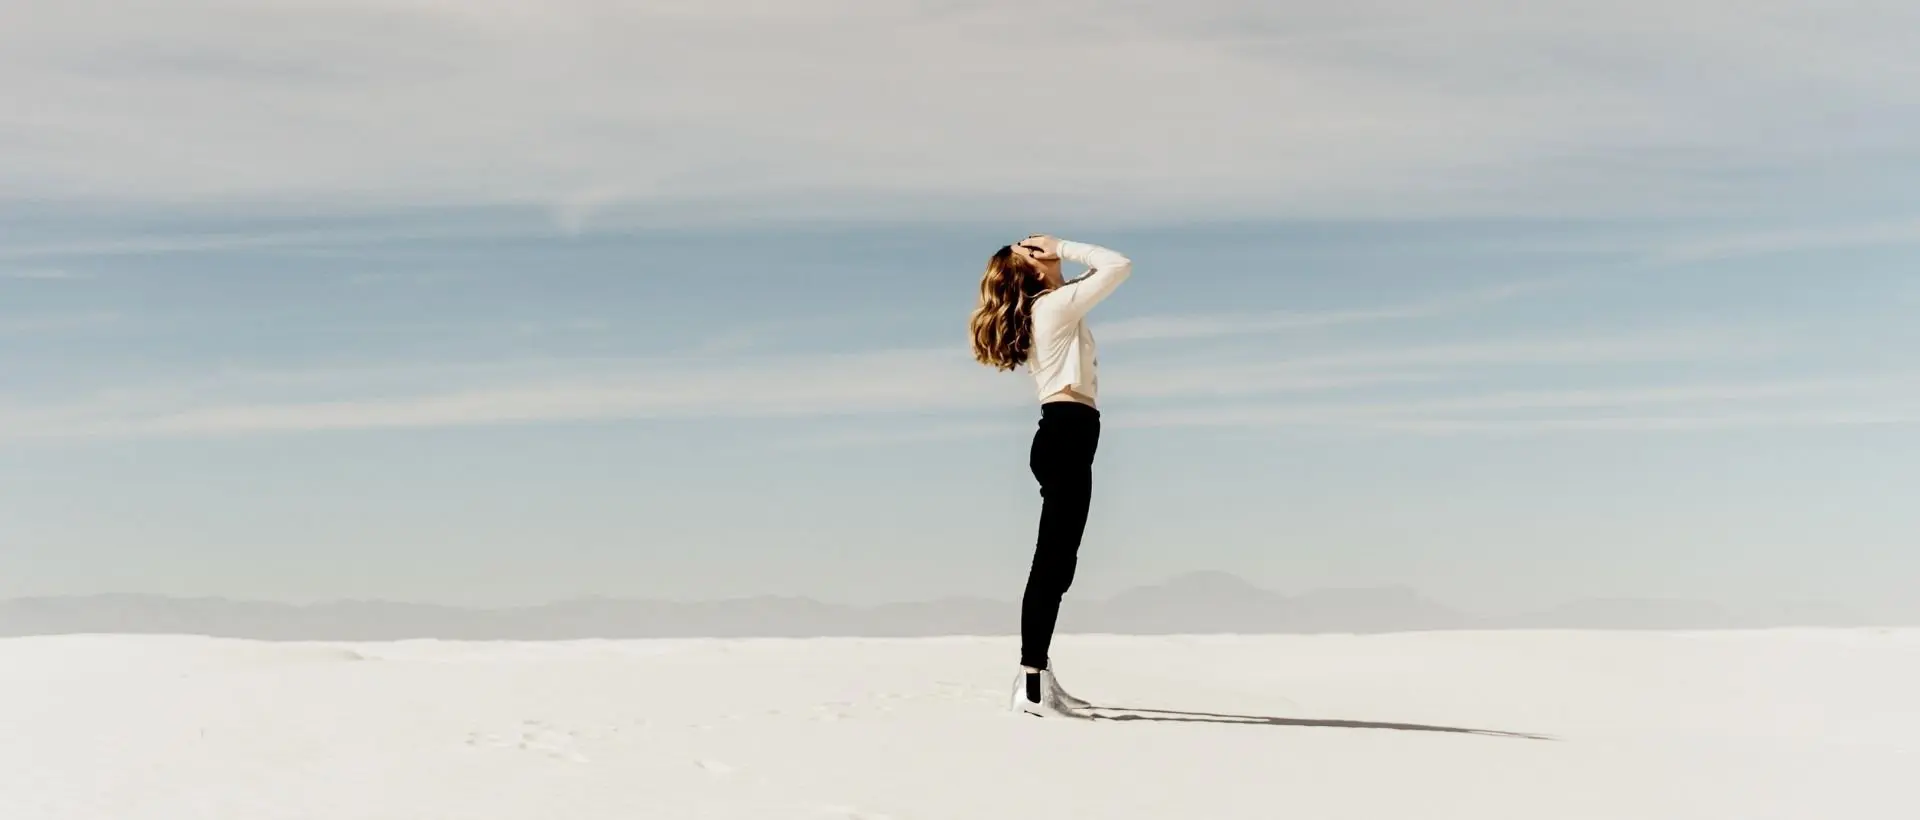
[1020,407,1100,671]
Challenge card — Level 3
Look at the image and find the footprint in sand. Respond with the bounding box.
[521,723,591,763]
[464,721,590,763]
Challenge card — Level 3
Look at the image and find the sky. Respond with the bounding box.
[1,0,1917,619]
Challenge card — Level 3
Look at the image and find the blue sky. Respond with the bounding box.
[2,0,1917,618]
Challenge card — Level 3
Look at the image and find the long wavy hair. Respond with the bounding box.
[968,245,1050,371]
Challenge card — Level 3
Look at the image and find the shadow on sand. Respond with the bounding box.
[1083,705,1554,741]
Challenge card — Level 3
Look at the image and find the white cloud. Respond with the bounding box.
[0,268,88,280]
[1099,278,1570,343]
[0,265,1868,446]
[1277,407,1920,436]
[0,322,1765,444]
[0,223,521,262]
[1645,218,1920,265]
[1124,375,1920,429]
[0,348,998,442]
[0,311,120,334]
[3,0,1916,225]
[900,376,1917,443]
[774,372,1920,447]
[777,421,1033,451]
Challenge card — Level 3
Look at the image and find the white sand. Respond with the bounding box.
[3,629,1914,819]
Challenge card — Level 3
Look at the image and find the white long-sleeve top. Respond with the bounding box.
[1027,239,1132,403]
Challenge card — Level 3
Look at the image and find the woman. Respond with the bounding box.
[969,233,1132,718]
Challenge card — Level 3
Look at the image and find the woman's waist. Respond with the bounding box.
[1040,389,1099,414]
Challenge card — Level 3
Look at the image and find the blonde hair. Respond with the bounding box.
[968,245,1048,371]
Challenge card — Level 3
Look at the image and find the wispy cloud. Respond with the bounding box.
[0,348,996,443]
[0,268,90,280]
[0,321,1767,445]
[0,311,120,335]
[2,1,1915,224]
[0,255,1864,447]
[799,373,1920,445]
[1645,218,1920,265]
[1100,278,1571,343]
[777,422,1034,451]
[1125,375,1919,429]
[1093,326,1766,411]
[1088,218,1920,350]
[1354,411,1920,435]
[0,223,527,262]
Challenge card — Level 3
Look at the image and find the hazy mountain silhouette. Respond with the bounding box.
[0,572,1884,641]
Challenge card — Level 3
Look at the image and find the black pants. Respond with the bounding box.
[1021,400,1101,670]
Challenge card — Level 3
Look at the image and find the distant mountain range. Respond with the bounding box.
[0,571,1886,641]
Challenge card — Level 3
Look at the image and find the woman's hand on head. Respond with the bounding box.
[1017,234,1061,260]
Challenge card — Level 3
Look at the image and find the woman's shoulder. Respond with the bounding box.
[1029,292,1075,326]
[1030,286,1075,314]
